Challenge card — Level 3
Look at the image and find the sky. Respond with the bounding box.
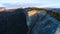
[0,0,60,9]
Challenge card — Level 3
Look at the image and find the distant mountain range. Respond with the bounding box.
[45,8,60,12]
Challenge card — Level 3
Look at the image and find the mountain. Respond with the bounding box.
[45,8,60,13]
[0,7,60,34]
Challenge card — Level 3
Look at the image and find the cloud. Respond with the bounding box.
[0,4,5,7]
[0,0,60,9]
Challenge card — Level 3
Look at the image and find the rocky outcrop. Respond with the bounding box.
[26,8,60,34]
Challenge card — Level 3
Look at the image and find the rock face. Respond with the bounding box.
[26,8,60,34]
[0,8,28,34]
[27,9,46,27]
